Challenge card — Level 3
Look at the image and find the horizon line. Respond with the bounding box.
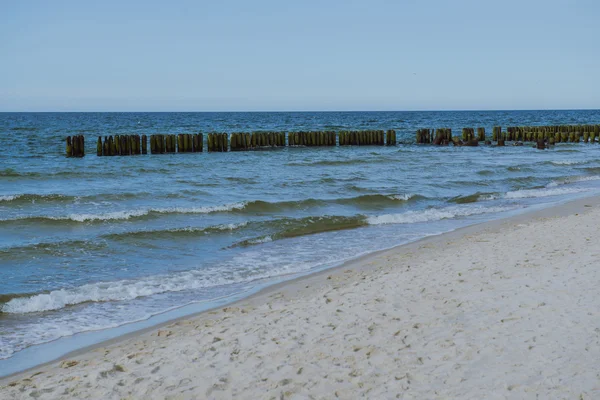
[1,107,600,113]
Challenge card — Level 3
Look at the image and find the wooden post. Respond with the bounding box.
[107,136,114,156]
[536,139,545,150]
[66,136,73,157]
[477,127,485,141]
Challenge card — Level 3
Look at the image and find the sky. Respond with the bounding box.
[0,0,599,111]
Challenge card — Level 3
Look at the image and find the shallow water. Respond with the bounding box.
[1,110,600,367]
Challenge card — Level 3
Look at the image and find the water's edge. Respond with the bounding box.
[2,192,598,380]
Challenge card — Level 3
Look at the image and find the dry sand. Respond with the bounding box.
[2,198,600,399]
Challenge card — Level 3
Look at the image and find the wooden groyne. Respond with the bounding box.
[64,125,600,157]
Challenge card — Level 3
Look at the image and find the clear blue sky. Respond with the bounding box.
[1,0,598,111]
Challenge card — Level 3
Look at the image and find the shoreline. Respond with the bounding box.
[1,193,600,392]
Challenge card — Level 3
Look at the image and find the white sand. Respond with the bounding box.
[2,199,600,399]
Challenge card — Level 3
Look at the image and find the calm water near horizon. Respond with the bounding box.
[2,110,600,375]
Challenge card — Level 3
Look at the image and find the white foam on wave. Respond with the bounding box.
[388,193,415,201]
[152,202,247,215]
[2,275,226,314]
[0,247,306,315]
[478,194,499,201]
[1,202,249,223]
[546,175,600,188]
[178,222,248,232]
[213,222,248,230]
[57,209,150,222]
[550,160,583,165]
[504,187,588,199]
[367,205,516,225]
[0,195,19,202]
[246,235,273,245]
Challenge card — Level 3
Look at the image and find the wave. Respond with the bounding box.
[0,255,320,314]
[448,192,498,204]
[546,175,600,188]
[235,204,519,247]
[452,184,592,203]
[0,203,248,224]
[548,160,585,166]
[286,157,392,167]
[503,187,588,199]
[506,165,534,172]
[243,194,422,212]
[367,205,517,225]
[0,192,191,205]
[0,239,107,257]
[10,127,38,131]
[231,215,368,247]
[0,194,423,225]
[0,193,74,204]
[1,202,524,314]
[0,168,87,179]
[103,222,248,241]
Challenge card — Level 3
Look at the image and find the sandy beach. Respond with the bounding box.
[2,197,600,399]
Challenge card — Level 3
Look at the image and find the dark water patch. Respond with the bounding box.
[476,170,494,176]
[103,222,249,241]
[286,157,392,167]
[176,180,221,187]
[0,192,150,205]
[225,177,257,184]
[0,194,73,204]
[136,167,174,174]
[230,215,368,247]
[0,239,108,259]
[10,127,38,132]
[242,194,421,213]
[507,165,534,172]
[581,167,600,174]
[0,169,87,179]
[448,192,498,204]
[345,185,371,193]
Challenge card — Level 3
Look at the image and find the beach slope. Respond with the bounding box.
[2,199,600,399]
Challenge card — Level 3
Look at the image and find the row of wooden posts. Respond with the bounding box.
[415,128,452,144]
[86,130,400,157]
[148,134,203,154]
[68,125,600,157]
[417,124,600,146]
[96,135,146,156]
[497,125,600,143]
[229,132,286,151]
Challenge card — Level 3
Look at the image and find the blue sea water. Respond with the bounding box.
[1,110,600,374]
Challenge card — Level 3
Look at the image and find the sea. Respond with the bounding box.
[1,110,600,375]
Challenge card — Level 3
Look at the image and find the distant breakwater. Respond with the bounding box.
[65,124,600,157]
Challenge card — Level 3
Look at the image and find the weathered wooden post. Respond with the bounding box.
[477,127,485,141]
[65,136,73,157]
[536,139,545,150]
[107,136,114,156]
[79,135,85,157]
